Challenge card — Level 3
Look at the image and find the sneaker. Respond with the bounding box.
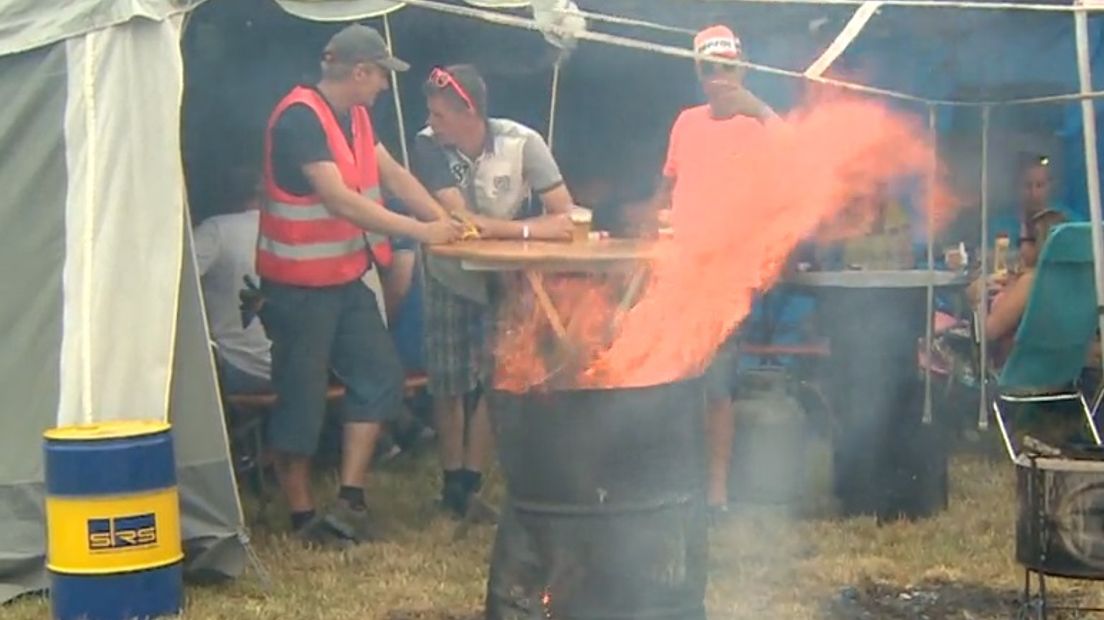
[292,515,356,551]
[441,481,469,520]
[326,499,388,543]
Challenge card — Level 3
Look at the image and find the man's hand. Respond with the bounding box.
[988,271,1012,293]
[416,219,464,245]
[467,213,497,235]
[714,86,775,121]
[528,214,573,240]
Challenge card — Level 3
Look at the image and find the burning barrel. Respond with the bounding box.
[484,376,709,620]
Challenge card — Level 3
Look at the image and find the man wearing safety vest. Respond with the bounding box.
[650,24,779,523]
[258,24,461,549]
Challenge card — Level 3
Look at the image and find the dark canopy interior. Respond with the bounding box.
[181,0,1104,232]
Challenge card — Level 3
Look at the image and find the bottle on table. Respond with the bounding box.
[993,234,1010,276]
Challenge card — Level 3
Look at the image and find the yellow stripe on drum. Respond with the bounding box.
[46,488,183,575]
[44,420,171,442]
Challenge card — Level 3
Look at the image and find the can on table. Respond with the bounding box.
[43,420,183,620]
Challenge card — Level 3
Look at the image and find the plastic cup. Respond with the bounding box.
[570,207,592,243]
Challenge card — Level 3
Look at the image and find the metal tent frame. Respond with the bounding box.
[273,0,1104,430]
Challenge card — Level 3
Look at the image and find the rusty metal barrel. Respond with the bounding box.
[484,377,709,620]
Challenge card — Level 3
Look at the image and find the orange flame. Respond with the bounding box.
[494,93,958,392]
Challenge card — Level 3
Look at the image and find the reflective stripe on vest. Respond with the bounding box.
[265,187,382,221]
[257,235,366,260]
[260,187,392,269]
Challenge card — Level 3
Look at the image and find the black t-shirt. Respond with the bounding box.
[269,86,379,197]
[411,134,459,194]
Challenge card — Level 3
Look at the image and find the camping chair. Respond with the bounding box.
[991,222,1103,461]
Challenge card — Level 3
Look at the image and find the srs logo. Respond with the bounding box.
[87,513,158,551]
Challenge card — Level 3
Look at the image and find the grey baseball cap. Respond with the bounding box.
[323,24,409,72]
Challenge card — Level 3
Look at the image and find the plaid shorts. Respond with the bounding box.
[423,273,493,397]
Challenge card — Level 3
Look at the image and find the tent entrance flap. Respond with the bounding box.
[0,10,246,604]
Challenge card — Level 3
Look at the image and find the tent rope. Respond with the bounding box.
[396,0,1104,108]
[688,0,1098,12]
[548,59,561,150]
[551,6,695,34]
[238,530,274,592]
[383,14,410,168]
[80,31,99,426]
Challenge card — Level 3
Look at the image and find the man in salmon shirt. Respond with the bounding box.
[650,23,779,522]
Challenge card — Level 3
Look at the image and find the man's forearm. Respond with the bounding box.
[386,167,448,222]
[327,189,425,239]
[482,214,558,239]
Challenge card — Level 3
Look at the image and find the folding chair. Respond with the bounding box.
[991,222,1103,462]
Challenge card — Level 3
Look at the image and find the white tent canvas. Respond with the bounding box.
[0,0,246,603]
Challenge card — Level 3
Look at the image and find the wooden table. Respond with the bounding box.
[427,239,659,341]
[428,239,659,272]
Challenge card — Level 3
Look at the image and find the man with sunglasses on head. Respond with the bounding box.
[411,64,575,520]
[649,24,779,523]
[259,24,461,549]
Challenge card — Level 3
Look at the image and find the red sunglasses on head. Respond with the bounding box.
[429,67,476,112]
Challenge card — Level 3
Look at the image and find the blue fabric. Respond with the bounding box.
[743,11,1104,234]
[670,8,1104,373]
[987,202,1083,248]
[384,197,418,252]
[998,222,1099,391]
[391,259,426,373]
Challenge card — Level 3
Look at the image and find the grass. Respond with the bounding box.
[10,431,1104,619]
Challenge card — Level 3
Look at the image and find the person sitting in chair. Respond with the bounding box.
[982,209,1066,370]
[194,165,273,395]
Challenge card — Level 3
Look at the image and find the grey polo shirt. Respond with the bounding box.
[413,118,565,302]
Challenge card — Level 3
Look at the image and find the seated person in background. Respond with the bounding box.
[374,196,433,460]
[194,166,273,395]
[806,184,914,272]
[989,153,1080,248]
[982,209,1066,370]
[837,183,915,270]
[378,195,421,329]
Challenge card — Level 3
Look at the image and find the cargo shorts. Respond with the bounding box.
[260,279,406,456]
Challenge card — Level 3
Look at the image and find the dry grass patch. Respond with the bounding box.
[8,442,1104,619]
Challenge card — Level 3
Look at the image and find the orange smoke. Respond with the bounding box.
[494,94,957,392]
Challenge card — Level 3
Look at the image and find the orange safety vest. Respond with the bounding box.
[257,85,393,287]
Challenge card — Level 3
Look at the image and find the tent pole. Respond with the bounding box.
[1076,6,1104,376]
[924,105,936,425]
[978,105,991,431]
[383,14,410,168]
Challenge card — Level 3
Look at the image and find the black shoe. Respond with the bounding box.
[326,499,388,543]
[441,481,469,520]
[292,514,357,551]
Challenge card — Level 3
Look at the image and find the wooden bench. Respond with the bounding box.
[226,373,428,411]
[740,341,831,359]
[223,373,429,499]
